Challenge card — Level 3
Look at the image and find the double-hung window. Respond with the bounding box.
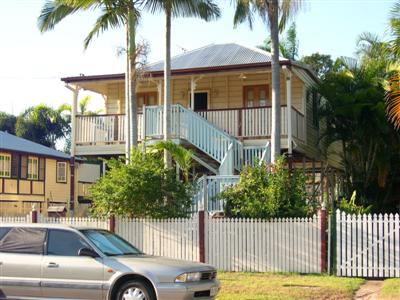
[28,157,39,180]
[57,162,67,183]
[0,154,11,178]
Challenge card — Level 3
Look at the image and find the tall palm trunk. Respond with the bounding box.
[125,22,131,161]
[128,9,138,153]
[163,7,172,168]
[269,0,281,163]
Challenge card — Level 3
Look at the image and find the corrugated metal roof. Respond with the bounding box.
[145,43,289,72]
[0,131,70,160]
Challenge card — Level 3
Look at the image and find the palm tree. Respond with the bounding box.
[234,0,301,163]
[258,22,299,60]
[386,1,400,129]
[144,0,220,167]
[59,96,103,115]
[38,0,141,160]
[386,73,400,129]
[149,140,193,182]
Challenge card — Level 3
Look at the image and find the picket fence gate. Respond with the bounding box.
[336,210,400,278]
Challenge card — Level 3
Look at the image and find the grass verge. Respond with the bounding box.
[379,278,400,300]
[216,272,365,300]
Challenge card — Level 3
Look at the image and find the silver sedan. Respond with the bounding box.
[0,224,220,300]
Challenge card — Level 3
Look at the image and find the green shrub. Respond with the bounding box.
[220,156,315,219]
[89,147,194,218]
[338,191,372,214]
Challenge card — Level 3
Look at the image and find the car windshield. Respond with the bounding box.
[80,229,143,257]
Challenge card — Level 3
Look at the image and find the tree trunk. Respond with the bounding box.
[124,22,131,161]
[269,0,281,163]
[128,9,138,150]
[163,8,172,168]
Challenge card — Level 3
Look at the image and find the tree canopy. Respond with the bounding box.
[89,146,195,218]
[15,104,69,148]
[0,112,16,135]
[219,157,314,219]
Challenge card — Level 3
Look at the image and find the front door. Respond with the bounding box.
[0,227,45,298]
[41,229,105,299]
[193,92,208,111]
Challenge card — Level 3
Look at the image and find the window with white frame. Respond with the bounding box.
[28,157,39,180]
[0,154,11,178]
[57,162,67,183]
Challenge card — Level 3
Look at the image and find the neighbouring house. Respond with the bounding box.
[0,131,100,217]
[61,43,343,209]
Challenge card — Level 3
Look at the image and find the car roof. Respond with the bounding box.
[0,223,101,231]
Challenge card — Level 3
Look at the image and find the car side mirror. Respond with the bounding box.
[78,247,99,258]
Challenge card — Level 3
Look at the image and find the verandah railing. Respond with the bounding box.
[75,113,143,145]
[197,105,305,141]
[75,105,305,146]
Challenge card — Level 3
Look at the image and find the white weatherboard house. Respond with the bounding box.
[62,43,343,210]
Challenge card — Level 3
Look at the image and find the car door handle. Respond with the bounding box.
[47,262,59,268]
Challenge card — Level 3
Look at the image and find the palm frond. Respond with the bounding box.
[83,5,128,49]
[389,1,400,58]
[279,0,302,32]
[233,0,254,29]
[144,0,220,20]
[386,73,400,129]
[38,1,79,32]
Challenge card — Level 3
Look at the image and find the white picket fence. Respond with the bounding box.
[116,217,199,262]
[0,213,322,273]
[0,215,109,230]
[206,215,321,273]
[336,210,400,278]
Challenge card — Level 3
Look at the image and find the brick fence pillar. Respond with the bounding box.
[109,214,115,233]
[199,210,205,263]
[319,208,327,273]
[31,206,38,223]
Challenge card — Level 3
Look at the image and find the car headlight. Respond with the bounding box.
[175,272,202,283]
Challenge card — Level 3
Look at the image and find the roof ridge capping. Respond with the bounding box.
[232,42,290,62]
[145,43,217,68]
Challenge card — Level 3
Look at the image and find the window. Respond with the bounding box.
[307,90,320,128]
[57,162,67,183]
[28,156,39,180]
[0,154,11,178]
[0,227,11,241]
[80,229,142,257]
[0,227,46,254]
[137,92,158,110]
[47,229,90,256]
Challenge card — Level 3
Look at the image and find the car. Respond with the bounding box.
[0,223,220,300]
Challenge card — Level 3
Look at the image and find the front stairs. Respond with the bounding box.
[143,104,271,175]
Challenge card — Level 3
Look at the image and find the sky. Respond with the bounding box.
[0,0,395,115]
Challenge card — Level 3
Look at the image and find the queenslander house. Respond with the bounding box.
[0,131,100,216]
[61,43,343,211]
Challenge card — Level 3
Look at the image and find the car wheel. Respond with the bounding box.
[116,280,156,300]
